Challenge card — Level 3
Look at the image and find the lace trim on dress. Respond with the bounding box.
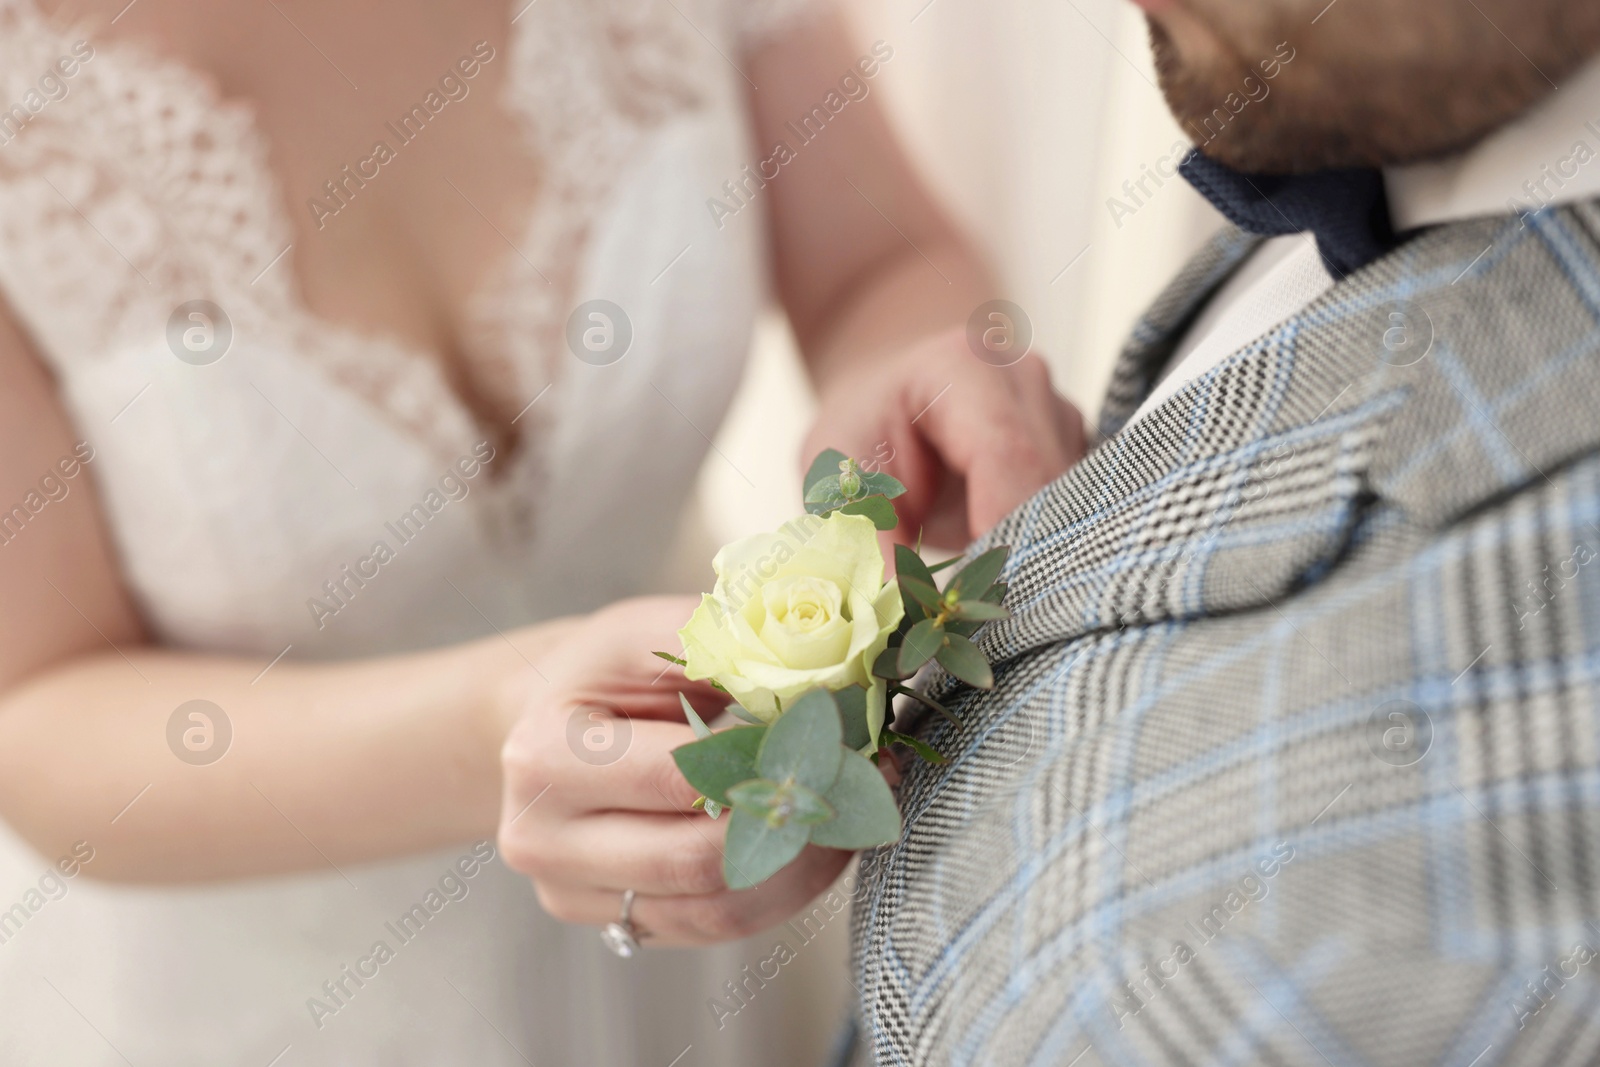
[467,0,822,429]
[0,0,485,464]
[0,0,814,490]
[461,0,723,480]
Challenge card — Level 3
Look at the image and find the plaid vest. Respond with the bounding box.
[849,204,1600,1066]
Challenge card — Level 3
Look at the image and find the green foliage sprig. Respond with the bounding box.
[802,448,907,530]
[801,447,1012,692]
[673,688,899,888]
[666,447,1012,888]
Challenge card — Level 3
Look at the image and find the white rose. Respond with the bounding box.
[678,511,904,741]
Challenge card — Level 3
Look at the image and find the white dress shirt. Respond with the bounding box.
[1125,53,1600,430]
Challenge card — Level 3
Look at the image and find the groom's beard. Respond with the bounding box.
[1144,0,1600,174]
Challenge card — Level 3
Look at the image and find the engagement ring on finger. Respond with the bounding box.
[600,889,641,958]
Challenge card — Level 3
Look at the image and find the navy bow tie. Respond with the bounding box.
[1178,149,1397,277]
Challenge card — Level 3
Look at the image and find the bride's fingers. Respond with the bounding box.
[581,596,702,664]
[503,717,704,818]
[636,844,855,944]
[562,678,727,724]
[528,845,854,945]
[532,812,730,896]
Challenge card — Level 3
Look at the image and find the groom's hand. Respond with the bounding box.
[803,328,1087,549]
[496,597,855,945]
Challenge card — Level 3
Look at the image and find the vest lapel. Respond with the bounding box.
[1098,226,1263,437]
[960,202,1600,673]
[1369,201,1600,527]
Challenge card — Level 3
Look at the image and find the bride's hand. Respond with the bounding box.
[497,596,854,945]
[803,327,1087,549]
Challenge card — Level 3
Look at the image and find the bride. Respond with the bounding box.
[0,0,1084,1062]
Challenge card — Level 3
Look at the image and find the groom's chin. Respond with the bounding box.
[1145,12,1331,173]
[1144,0,1593,174]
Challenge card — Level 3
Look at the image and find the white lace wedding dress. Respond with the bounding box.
[0,1,841,1063]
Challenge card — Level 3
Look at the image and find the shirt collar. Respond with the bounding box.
[1386,53,1600,230]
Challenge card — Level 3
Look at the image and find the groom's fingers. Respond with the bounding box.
[803,329,1085,549]
[908,351,1083,537]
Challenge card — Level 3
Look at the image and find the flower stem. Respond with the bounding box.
[890,684,959,725]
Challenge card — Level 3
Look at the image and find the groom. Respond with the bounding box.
[851,0,1600,1063]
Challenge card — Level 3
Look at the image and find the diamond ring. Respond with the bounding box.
[600,889,641,958]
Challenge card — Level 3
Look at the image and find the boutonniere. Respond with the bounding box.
[656,449,1010,888]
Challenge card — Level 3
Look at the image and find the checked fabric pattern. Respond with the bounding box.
[848,203,1600,1066]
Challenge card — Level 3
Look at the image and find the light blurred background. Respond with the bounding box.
[678,0,1221,569]
[652,1,1223,1062]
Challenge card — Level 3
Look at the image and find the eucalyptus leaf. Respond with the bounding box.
[727,703,765,725]
[678,692,713,739]
[785,782,835,825]
[727,777,780,811]
[894,543,937,587]
[757,689,843,793]
[840,495,898,530]
[692,795,725,820]
[936,632,994,689]
[858,470,907,499]
[802,448,850,500]
[949,600,1010,622]
[948,584,1008,635]
[897,618,944,676]
[810,750,902,850]
[945,617,980,638]
[672,726,766,807]
[949,546,1009,602]
[804,479,849,508]
[894,544,935,623]
[899,575,944,614]
[723,807,810,890]
[727,778,834,826]
[881,728,949,765]
[873,645,910,681]
[834,685,873,751]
